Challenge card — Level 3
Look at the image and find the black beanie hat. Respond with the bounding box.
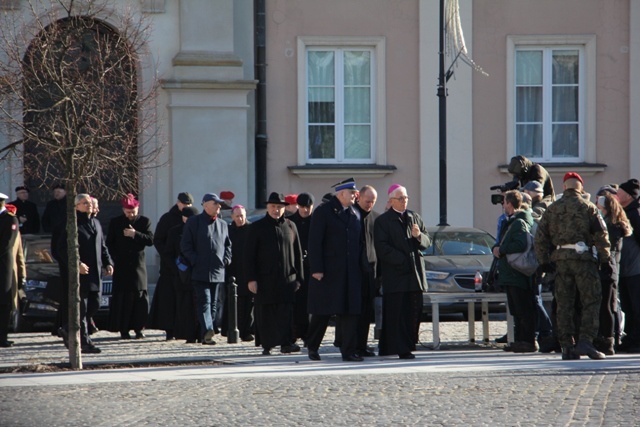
[619,179,640,200]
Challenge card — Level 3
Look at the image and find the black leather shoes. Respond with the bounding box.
[561,346,580,360]
[0,340,14,348]
[135,331,146,339]
[241,334,255,342]
[399,352,416,359]
[342,353,364,362]
[81,344,101,354]
[281,344,301,353]
[359,349,376,357]
[120,332,132,339]
[308,350,321,361]
[262,348,271,355]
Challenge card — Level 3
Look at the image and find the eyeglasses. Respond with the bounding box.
[392,196,409,201]
[77,201,91,206]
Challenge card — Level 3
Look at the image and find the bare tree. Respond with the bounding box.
[0,0,163,369]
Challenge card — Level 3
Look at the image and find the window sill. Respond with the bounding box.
[288,164,397,179]
[498,162,607,177]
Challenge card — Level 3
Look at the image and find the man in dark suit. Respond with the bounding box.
[374,184,431,359]
[307,178,363,362]
[0,193,20,347]
[10,186,40,235]
[354,185,379,357]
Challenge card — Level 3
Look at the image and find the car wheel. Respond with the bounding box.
[11,307,34,333]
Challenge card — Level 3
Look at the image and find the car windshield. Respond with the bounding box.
[25,240,56,264]
[424,231,495,256]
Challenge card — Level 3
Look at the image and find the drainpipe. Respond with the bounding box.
[254,0,267,208]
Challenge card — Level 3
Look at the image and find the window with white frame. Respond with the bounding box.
[507,36,595,164]
[298,37,386,165]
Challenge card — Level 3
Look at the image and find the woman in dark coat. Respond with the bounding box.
[245,193,303,355]
[492,191,538,353]
[106,194,153,339]
[595,192,632,354]
[165,206,200,343]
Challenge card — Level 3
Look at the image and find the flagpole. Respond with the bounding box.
[437,0,449,226]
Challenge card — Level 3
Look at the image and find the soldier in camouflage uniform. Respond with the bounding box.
[535,172,611,360]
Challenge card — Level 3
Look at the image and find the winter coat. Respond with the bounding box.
[106,214,153,292]
[245,214,302,305]
[307,197,362,315]
[495,209,534,289]
[181,213,231,283]
[374,208,430,294]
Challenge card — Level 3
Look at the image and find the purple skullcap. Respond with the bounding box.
[388,183,402,195]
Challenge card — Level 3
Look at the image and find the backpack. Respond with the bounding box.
[505,228,539,277]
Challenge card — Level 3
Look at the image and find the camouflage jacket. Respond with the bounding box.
[535,188,610,264]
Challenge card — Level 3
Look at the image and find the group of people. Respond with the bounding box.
[493,155,640,361]
[147,180,430,362]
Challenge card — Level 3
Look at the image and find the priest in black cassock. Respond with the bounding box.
[374,184,431,360]
[245,192,303,356]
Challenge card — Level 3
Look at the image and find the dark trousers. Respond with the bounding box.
[534,283,552,337]
[237,294,254,339]
[307,313,359,357]
[598,279,616,338]
[356,269,375,352]
[620,274,640,344]
[506,285,537,344]
[0,303,10,341]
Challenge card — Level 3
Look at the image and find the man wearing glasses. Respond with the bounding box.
[374,184,431,359]
[181,193,232,346]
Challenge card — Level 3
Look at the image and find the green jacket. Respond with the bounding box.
[495,209,534,289]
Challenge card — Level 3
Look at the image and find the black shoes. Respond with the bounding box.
[0,340,14,348]
[495,334,508,344]
[281,344,301,354]
[574,340,606,360]
[399,352,415,360]
[241,334,255,342]
[342,353,364,362]
[81,344,102,354]
[262,348,271,355]
[504,341,539,353]
[135,331,146,339]
[561,346,580,360]
[538,336,561,353]
[120,332,132,339]
[308,350,321,361]
[359,349,376,357]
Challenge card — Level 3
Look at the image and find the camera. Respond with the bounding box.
[490,179,519,204]
[491,194,504,205]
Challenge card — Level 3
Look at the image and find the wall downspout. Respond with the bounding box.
[254,0,267,208]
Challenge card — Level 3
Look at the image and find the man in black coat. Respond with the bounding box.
[148,192,193,340]
[374,184,431,359]
[57,194,113,353]
[307,178,363,362]
[508,155,556,200]
[288,192,314,345]
[10,186,40,235]
[354,185,379,357]
[245,193,303,355]
[106,194,154,339]
[165,206,199,343]
[227,205,254,342]
[0,193,19,347]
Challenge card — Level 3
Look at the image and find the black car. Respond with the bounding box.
[11,234,112,332]
[422,226,504,318]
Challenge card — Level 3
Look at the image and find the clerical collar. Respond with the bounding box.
[392,207,406,215]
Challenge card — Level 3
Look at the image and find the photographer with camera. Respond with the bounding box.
[508,155,556,200]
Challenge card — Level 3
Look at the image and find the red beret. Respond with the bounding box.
[563,172,583,184]
[220,191,235,200]
[121,193,140,209]
[284,194,298,204]
[5,203,17,215]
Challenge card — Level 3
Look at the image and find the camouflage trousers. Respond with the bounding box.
[554,260,601,347]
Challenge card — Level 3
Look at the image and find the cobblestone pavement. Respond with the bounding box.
[1,321,639,426]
